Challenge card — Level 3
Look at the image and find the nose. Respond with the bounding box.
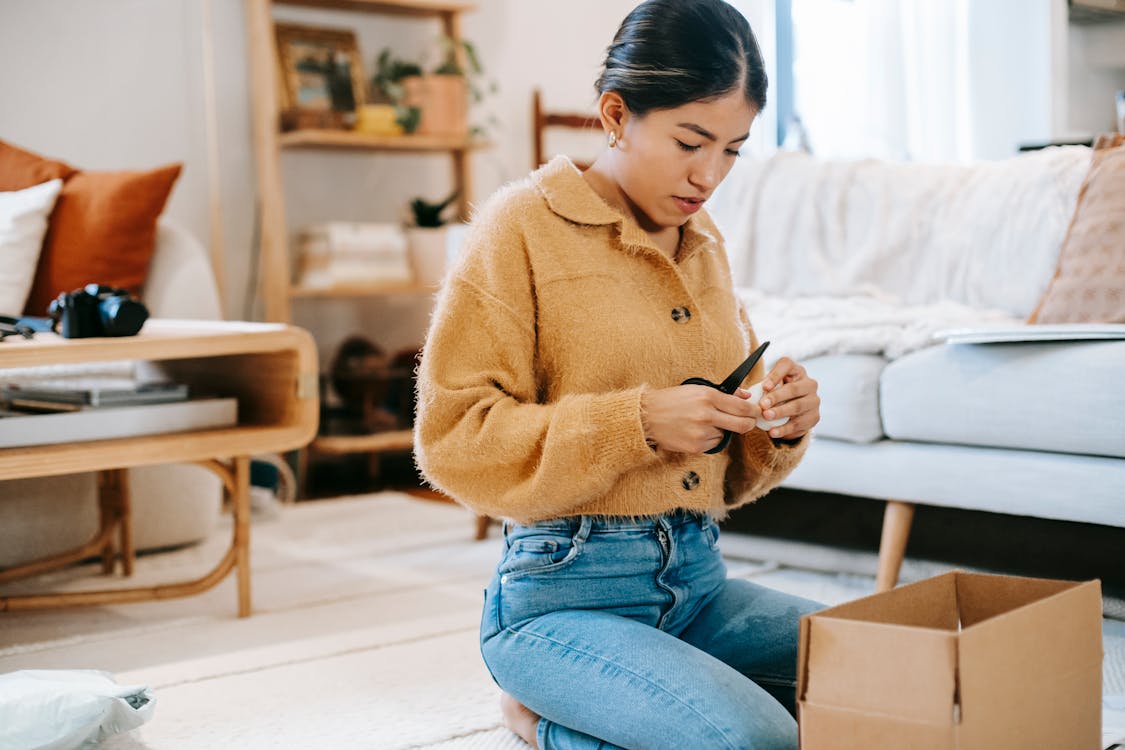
[688,153,723,194]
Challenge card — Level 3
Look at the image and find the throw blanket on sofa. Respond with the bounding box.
[710,145,1094,363]
[736,287,1018,362]
[710,146,1092,319]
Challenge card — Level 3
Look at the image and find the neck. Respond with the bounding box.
[581,154,681,258]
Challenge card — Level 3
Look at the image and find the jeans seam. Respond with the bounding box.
[508,626,744,750]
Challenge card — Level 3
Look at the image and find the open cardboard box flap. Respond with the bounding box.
[797,571,1103,750]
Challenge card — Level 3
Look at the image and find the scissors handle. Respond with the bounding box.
[679,377,735,454]
[680,341,771,455]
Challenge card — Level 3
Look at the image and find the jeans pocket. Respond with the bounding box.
[498,530,581,579]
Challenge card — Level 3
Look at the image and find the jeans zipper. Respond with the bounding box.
[654,527,674,630]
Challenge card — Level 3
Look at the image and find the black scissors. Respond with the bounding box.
[681,340,770,454]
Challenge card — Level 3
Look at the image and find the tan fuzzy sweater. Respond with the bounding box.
[414,156,806,524]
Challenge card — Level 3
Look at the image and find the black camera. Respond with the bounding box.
[48,284,149,339]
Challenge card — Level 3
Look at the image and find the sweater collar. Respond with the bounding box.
[533,156,717,260]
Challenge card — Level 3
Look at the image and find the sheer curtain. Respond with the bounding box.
[790,0,976,162]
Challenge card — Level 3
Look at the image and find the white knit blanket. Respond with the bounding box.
[737,287,1019,363]
[709,147,1092,321]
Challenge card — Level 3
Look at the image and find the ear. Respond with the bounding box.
[596,91,629,137]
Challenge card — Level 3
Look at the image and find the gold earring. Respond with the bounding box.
[608,131,618,148]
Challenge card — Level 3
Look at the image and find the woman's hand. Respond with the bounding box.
[641,384,766,454]
[757,358,820,440]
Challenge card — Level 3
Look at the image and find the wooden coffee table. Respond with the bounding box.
[0,320,318,617]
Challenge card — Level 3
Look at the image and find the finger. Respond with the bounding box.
[711,410,759,435]
[715,392,762,420]
[761,357,797,392]
[768,397,822,425]
[769,406,820,438]
[768,417,809,439]
[758,378,815,412]
[762,395,811,422]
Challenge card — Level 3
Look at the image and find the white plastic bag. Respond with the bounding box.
[0,669,155,750]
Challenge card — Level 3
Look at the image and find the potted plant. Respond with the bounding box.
[399,36,497,138]
[361,49,423,135]
[405,191,459,286]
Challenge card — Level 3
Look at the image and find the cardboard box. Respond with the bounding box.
[797,571,1103,749]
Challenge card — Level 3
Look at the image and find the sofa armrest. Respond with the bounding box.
[143,221,222,320]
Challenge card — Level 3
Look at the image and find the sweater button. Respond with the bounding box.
[671,307,691,323]
[681,471,700,490]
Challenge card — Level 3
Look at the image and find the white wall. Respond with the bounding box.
[0,0,255,320]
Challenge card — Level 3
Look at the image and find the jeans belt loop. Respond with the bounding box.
[573,515,593,546]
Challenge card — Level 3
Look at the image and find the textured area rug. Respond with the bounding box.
[1,493,1122,749]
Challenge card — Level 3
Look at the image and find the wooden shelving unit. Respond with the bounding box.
[311,430,414,454]
[245,0,480,480]
[288,280,438,298]
[246,0,479,324]
[279,129,487,152]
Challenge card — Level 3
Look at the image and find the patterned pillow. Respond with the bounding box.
[1029,133,1125,323]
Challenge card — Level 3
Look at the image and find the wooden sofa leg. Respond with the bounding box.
[875,500,915,592]
[473,514,493,540]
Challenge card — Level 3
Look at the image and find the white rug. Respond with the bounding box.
[1,493,1122,749]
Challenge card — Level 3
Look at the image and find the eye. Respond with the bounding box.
[675,139,701,152]
[725,149,742,158]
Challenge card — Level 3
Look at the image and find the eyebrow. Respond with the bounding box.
[677,122,750,144]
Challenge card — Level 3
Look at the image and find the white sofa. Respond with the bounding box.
[0,222,225,568]
[709,146,1125,589]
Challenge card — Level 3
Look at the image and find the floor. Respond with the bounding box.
[0,492,1122,749]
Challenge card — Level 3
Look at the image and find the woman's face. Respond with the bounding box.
[612,89,756,231]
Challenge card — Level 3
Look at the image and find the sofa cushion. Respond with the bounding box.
[0,179,62,316]
[785,438,1125,528]
[803,354,886,443]
[23,163,182,315]
[880,340,1125,459]
[1029,133,1125,324]
[0,140,77,191]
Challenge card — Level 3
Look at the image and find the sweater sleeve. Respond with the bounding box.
[723,303,809,509]
[413,205,661,522]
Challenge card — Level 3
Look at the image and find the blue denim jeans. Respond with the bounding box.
[479,511,824,750]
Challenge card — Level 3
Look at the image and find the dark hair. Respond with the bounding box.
[595,0,767,116]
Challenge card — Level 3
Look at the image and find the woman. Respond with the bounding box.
[415,1,823,747]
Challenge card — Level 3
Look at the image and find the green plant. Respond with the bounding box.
[373,38,500,139]
[394,105,421,134]
[371,48,422,105]
[410,191,459,228]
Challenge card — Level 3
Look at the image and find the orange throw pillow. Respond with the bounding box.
[0,140,77,191]
[23,163,182,316]
[1029,133,1125,324]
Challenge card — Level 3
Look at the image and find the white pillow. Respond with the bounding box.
[0,178,63,316]
[0,669,155,749]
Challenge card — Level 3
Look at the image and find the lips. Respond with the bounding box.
[673,196,705,214]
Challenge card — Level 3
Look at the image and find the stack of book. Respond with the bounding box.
[2,378,189,411]
[0,377,237,448]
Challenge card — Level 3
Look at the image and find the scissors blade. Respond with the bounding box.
[717,341,770,394]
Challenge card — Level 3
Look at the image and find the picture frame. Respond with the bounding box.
[275,23,366,123]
